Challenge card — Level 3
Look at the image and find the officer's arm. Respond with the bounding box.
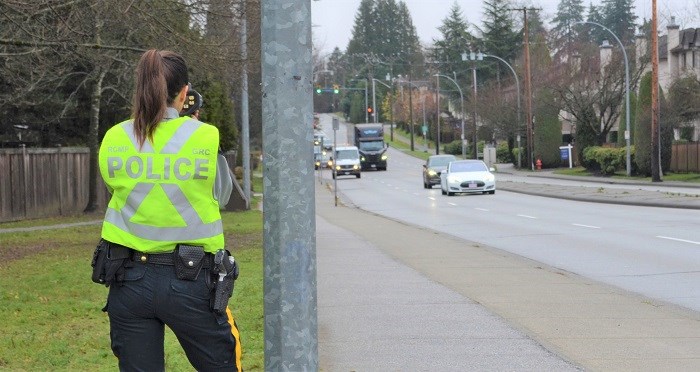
[214,152,233,206]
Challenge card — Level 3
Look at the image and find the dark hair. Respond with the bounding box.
[132,49,188,147]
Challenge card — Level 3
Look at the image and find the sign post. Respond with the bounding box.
[333,117,339,207]
[559,144,573,168]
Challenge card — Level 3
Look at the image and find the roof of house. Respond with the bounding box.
[670,28,700,53]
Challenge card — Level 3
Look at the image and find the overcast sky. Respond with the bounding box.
[311,0,698,55]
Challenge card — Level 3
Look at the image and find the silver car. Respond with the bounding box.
[423,155,457,189]
[440,160,496,196]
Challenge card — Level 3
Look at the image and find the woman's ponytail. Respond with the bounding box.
[131,49,189,148]
[132,50,168,148]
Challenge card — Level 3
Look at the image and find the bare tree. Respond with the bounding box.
[0,0,247,212]
[550,42,646,147]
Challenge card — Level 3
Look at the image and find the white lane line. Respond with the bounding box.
[517,214,537,219]
[448,202,457,206]
[428,197,436,201]
[412,193,420,196]
[656,236,700,245]
[572,223,601,229]
[475,208,489,212]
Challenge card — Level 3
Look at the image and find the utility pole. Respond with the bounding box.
[364,78,369,123]
[471,63,478,159]
[261,0,317,369]
[650,0,661,182]
[372,78,377,124]
[240,0,251,205]
[435,76,440,154]
[408,74,415,151]
[513,7,540,170]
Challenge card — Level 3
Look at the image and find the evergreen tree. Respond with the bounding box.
[585,2,606,44]
[349,92,366,124]
[346,0,421,77]
[635,71,673,175]
[534,89,563,168]
[431,3,474,99]
[551,0,585,56]
[480,0,520,83]
[347,0,376,56]
[601,0,637,45]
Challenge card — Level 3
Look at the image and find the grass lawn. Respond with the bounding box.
[0,203,264,370]
[554,166,700,183]
[384,128,433,161]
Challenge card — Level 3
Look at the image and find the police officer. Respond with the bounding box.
[98,49,241,371]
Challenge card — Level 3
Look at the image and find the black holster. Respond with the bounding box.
[91,239,131,287]
[211,250,239,314]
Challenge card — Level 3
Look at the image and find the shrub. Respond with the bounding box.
[496,141,512,163]
[443,140,463,156]
[582,146,626,175]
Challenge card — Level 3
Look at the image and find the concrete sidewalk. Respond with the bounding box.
[315,181,700,371]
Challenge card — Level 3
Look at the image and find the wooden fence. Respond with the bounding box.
[670,142,700,173]
[0,147,240,223]
[0,147,110,223]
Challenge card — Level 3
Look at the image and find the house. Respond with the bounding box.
[636,17,700,141]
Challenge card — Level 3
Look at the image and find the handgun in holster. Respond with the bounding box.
[212,249,239,314]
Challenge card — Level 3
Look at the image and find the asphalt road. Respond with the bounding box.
[317,114,700,313]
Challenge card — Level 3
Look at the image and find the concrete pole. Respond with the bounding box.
[261,0,318,369]
[240,0,251,205]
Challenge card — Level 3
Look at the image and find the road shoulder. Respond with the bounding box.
[316,183,700,370]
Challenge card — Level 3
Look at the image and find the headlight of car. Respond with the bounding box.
[485,174,495,182]
[335,165,341,171]
[353,164,360,170]
[428,170,437,176]
[381,154,388,160]
[448,176,459,183]
[361,156,366,161]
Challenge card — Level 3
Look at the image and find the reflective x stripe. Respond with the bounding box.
[160,119,202,154]
[106,118,220,242]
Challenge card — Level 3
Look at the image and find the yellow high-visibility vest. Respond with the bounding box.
[99,111,224,253]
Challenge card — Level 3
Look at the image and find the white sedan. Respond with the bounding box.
[440,160,496,196]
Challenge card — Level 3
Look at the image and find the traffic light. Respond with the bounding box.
[315,88,322,94]
[333,84,340,94]
[367,107,373,114]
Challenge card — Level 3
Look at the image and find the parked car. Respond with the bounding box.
[331,146,361,179]
[422,154,457,189]
[440,160,496,196]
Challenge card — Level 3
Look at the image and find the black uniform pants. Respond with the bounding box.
[106,261,241,371]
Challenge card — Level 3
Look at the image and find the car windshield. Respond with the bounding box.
[450,162,487,172]
[335,149,358,160]
[429,156,455,167]
[359,141,384,151]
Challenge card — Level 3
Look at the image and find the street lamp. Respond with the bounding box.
[434,74,466,159]
[575,21,631,176]
[460,51,482,159]
[465,52,522,168]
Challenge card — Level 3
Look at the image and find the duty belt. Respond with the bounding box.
[108,242,212,269]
